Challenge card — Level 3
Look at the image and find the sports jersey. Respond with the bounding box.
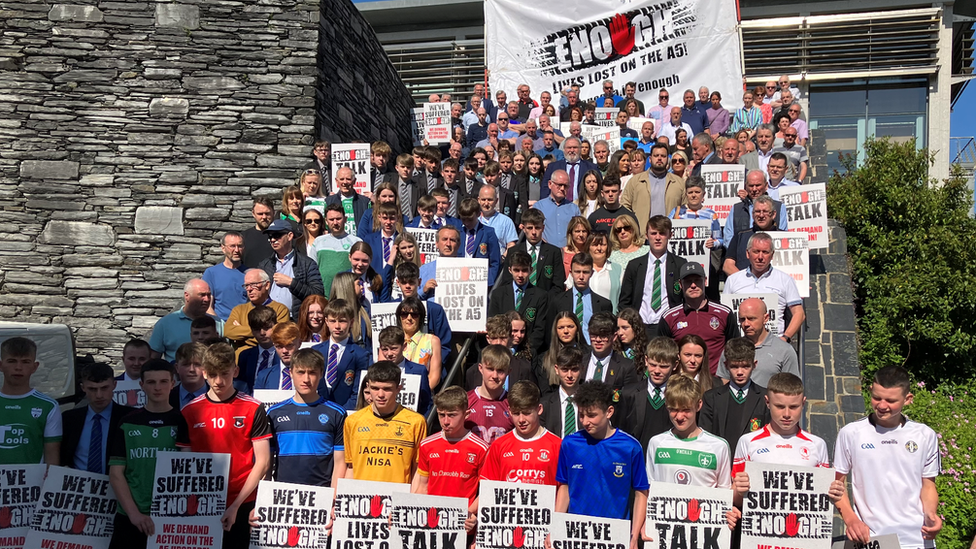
[658,300,738,375]
[465,388,513,446]
[481,428,561,486]
[0,389,62,464]
[344,404,427,484]
[834,415,940,549]
[178,391,272,503]
[556,428,649,519]
[268,397,346,487]
[108,408,187,514]
[732,425,830,475]
[418,431,489,503]
[646,429,732,488]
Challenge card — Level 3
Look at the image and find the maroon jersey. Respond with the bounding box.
[465,389,513,445]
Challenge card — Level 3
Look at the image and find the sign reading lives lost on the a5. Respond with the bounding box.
[332,479,411,549]
[434,258,489,332]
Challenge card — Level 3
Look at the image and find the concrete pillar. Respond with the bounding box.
[929,3,953,183]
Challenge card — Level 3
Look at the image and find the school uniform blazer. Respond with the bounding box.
[257,251,324,319]
[547,289,612,339]
[539,390,569,437]
[406,216,463,231]
[540,159,603,200]
[362,231,399,275]
[418,173,444,198]
[460,178,483,201]
[488,284,549,357]
[382,173,422,218]
[499,236,566,294]
[618,253,686,315]
[60,403,136,471]
[495,186,519,220]
[237,345,280,394]
[403,359,433,417]
[464,356,537,393]
[691,153,724,177]
[460,223,501,285]
[699,382,771,448]
[505,174,530,225]
[579,350,640,392]
[326,191,371,232]
[615,383,673,451]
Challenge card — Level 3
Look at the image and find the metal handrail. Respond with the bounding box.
[425,335,476,426]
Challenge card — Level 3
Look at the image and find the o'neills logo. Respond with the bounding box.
[526,0,697,77]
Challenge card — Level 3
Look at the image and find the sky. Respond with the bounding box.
[952,83,976,139]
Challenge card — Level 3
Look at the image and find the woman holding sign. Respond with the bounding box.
[397,297,442,389]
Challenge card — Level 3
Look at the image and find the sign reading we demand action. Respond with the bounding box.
[149,451,230,549]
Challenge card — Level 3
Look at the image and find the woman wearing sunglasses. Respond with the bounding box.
[295,208,325,262]
[397,296,442,389]
[670,150,690,181]
[608,213,648,272]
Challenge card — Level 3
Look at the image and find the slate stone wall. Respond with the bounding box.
[0,0,414,363]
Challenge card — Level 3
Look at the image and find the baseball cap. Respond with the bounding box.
[679,262,706,280]
[263,219,294,234]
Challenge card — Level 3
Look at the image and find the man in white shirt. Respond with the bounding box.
[478,185,517,257]
[658,107,693,147]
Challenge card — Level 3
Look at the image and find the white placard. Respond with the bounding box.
[391,492,468,549]
[406,228,439,264]
[113,378,146,408]
[549,512,631,549]
[740,462,835,549]
[424,103,452,144]
[357,372,423,413]
[779,183,828,251]
[644,481,732,546]
[332,479,410,549]
[766,231,810,298]
[370,302,401,362]
[249,480,334,549]
[594,108,617,127]
[700,164,746,228]
[434,258,489,332]
[148,452,231,549]
[0,464,46,546]
[332,143,372,196]
[581,126,620,154]
[720,293,780,336]
[411,108,426,147]
[26,467,116,549]
[253,389,295,409]
[628,116,653,134]
[669,219,713,283]
[477,480,555,549]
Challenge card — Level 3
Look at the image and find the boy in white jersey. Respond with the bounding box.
[831,366,941,549]
[645,375,732,488]
[726,373,830,527]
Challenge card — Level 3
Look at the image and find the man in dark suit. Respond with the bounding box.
[538,346,583,437]
[466,314,539,391]
[382,153,422,221]
[302,141,332,194]
[618,215,687,337]
[61,363,136,473]
[257,219,324,320]
[614,337,679,450]
[540,137,601,202]
[457,198,501,285]
[310,304,372,410]
[690,132,723,178]
[699,338,771,447]
[580,313,639,391]
[489,250,550,357]
[548,253,612,344]
[498,209,565,294]
[325,166,371,235]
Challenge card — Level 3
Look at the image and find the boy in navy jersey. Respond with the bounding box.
[555,381,648,549]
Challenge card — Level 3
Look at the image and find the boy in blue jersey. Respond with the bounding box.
[555,380,649,549]
[265,348,346,487]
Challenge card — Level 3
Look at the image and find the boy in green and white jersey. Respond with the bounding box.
[0,336,62,465]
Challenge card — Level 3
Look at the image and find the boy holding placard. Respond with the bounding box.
[0,336,61,465]
[466,345,514,445]
[482,380,562,485]
[831,366,942,548]
[344,361,427,485]
[108,359,186,549]
[555,380,648,548]
[178,342,272,548]
[377,325,433,415]
[645,375,732,488]
[266,348,347,488]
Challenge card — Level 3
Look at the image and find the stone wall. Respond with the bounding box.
[0,0,414,363]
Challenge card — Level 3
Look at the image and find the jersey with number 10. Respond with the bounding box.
[178,391,271,503]
[481,428,562,485]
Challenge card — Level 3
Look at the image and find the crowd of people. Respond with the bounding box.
[0,77,941,549]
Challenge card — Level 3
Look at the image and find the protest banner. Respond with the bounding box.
[249,480,334,549]
[406,227,439,264]
[253,390,295,409]
[628,117,653,135]
[485,0,742,111]
[332,143,372,196]
[766,231,810,298]
[25,467,116,549]
[581,126,620,154]
[113,378,146,408]
[594,108,617,127]
[700,164,745,227]
[370,302,401,361]
[434,258,489,332]
[779,184,828,251]
[740,462,835,549]
[423,103,452,144]
[549,512,630,549]
[644,481,732,548]
[0,464,45,548]
[148,451,230,549]
[332,479,410,549]
[830,535,902,549]
[411,108,425,147]
[669,219,713,282]
[390,492,467,549]
[477,480,555,549]
[720,293,780,336]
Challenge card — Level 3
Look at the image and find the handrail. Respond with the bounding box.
[426,335,476,426]
[798,303,807,430]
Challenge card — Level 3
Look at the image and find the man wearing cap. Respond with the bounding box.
[658,262,740,376]
[257,219,324,319]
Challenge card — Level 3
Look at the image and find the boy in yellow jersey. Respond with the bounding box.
[343,361,427,487]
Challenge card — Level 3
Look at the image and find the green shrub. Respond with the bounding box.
[827,138,976,384]
[904,381,976,549]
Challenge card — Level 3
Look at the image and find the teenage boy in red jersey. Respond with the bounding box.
[481,381,562,485]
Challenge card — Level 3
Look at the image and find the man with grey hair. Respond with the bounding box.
[659,106,693,147]
[698,86,710,110]
[722,169,788,247]
[224,268,290,353]
[724,194,779,275]
[516,83,536,122]
[593,79,623,107]
[529,90,554,120]
[680,89,709,136]
[541,137,601,201]
[537,113,564,145]
[717,297,799,386]
[257,219,324,319]
[724,232,805,344]
[462,95,482,130]
[519,118,544,149]
[149,278,214,361]
[592,139,611,173]
[532,169,581,248]
[202,231,247,321]
[427,93,440,103]
[738,124,775,173]
[690,132,721,177]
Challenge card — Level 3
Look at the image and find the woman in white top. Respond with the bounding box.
[608,213,648,271]
[575,169,602,217]
[585,232,623,313]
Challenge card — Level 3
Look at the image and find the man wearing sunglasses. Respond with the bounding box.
[257,219,324,320]
[645,88,671,139]
[774,127,808,180]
